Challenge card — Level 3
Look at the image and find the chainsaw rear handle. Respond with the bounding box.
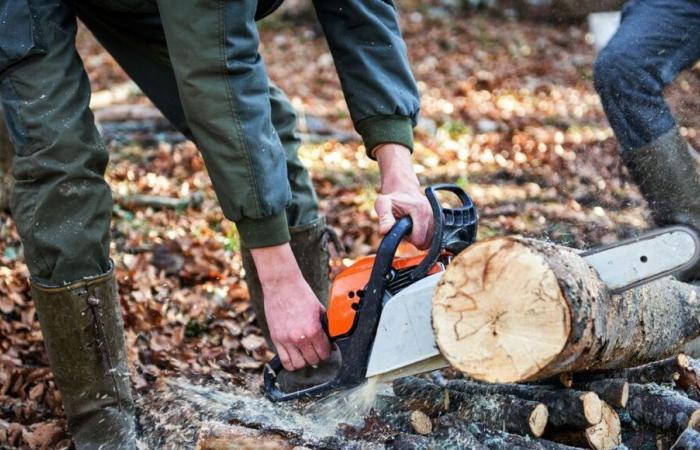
[264,217,413,402]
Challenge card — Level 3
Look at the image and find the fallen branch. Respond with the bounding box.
[627,384,700,433]
[434,415,580,450]
[671,428,700,450]
[448,380,601,428]
[392,377,450,417]
[574,379,629,408]
[449,390,548,438]
[116,192,204,210]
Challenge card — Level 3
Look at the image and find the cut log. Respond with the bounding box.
[392,377,450,417]
[676,355,700,399]
[393,377,547,437]
[572,355,688,386]
[672,428,700,450]
[434,415,581,450]
[574,379,629,408]
[407,411,432,436]
[585,402,622,450]
[195,421,293,450]
[432,236,700,383]
[546,402,621,450]
[448,380,601,428]
[627,384,700,433]
[449,390,548,437]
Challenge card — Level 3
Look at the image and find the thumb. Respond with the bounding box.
[375,195,396,235]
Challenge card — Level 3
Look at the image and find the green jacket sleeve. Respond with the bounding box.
[312,0,420,158]
[157,0,291,248]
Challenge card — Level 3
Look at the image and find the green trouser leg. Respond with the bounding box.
[0,3,136,447]
[1,1,112,286]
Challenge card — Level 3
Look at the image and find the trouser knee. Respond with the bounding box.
[0,28,111,286]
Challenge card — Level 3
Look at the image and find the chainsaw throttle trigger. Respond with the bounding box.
[410,184,478,282]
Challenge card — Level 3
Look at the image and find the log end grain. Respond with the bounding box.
[529,403,549,438]
[432,238,571,383]
[409,411,433,436]
[689,409,700,431]
[582,392,603,426]
[620,382,630,408]
[584,403,621,450]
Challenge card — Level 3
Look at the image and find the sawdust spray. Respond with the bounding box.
[146,376,388,445]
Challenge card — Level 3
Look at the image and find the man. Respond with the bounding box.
[0,1,432,448]
[593,0,700,279]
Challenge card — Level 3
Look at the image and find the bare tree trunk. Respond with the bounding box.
[0,107,13,212]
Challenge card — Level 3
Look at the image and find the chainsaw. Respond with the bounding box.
[263,184,700,402]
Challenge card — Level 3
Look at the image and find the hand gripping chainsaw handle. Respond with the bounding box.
[263,184,478,401]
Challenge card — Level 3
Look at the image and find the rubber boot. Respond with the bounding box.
[622,127,700,280]
[31,264,136,450]
[242,216,342,391]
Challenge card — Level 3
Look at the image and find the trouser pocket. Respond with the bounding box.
[0,0,46,72]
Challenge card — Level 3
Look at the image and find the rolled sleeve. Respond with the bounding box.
[312,0,420,158]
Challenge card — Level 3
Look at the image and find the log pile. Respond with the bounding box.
[369,363,700,450]
[190,235,700,448]
[179,357,700,449]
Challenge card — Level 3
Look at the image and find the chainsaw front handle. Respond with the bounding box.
[410,184,478,281]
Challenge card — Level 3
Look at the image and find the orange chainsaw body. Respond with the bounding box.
[327,253,444,338]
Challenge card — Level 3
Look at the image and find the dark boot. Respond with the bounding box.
[32,265,136,450]
[242,216,332,346]
[622,127,700,280]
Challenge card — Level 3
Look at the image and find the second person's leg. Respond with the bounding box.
[593,0,700,280]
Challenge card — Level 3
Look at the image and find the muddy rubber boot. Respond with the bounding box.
[242,216,342,391]
[622,127,700,280]
[31,265,136,450]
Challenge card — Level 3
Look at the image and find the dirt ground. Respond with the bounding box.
[2,3,700,449]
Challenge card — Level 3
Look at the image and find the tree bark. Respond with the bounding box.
[0,107,13,212]
[434,415,580,450]
[449,390,548,438]
[627,384,700,434]
[433,237,700,383]
[392,377,450,417]
[381,411,433,436]
[571,355,689,386]
[671,428,700,450]
[448,380,601,428]
[545,402,621,450]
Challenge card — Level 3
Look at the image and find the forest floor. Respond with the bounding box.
[2,3,700,449]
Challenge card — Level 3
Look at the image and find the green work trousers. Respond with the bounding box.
[0,0,318,286]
